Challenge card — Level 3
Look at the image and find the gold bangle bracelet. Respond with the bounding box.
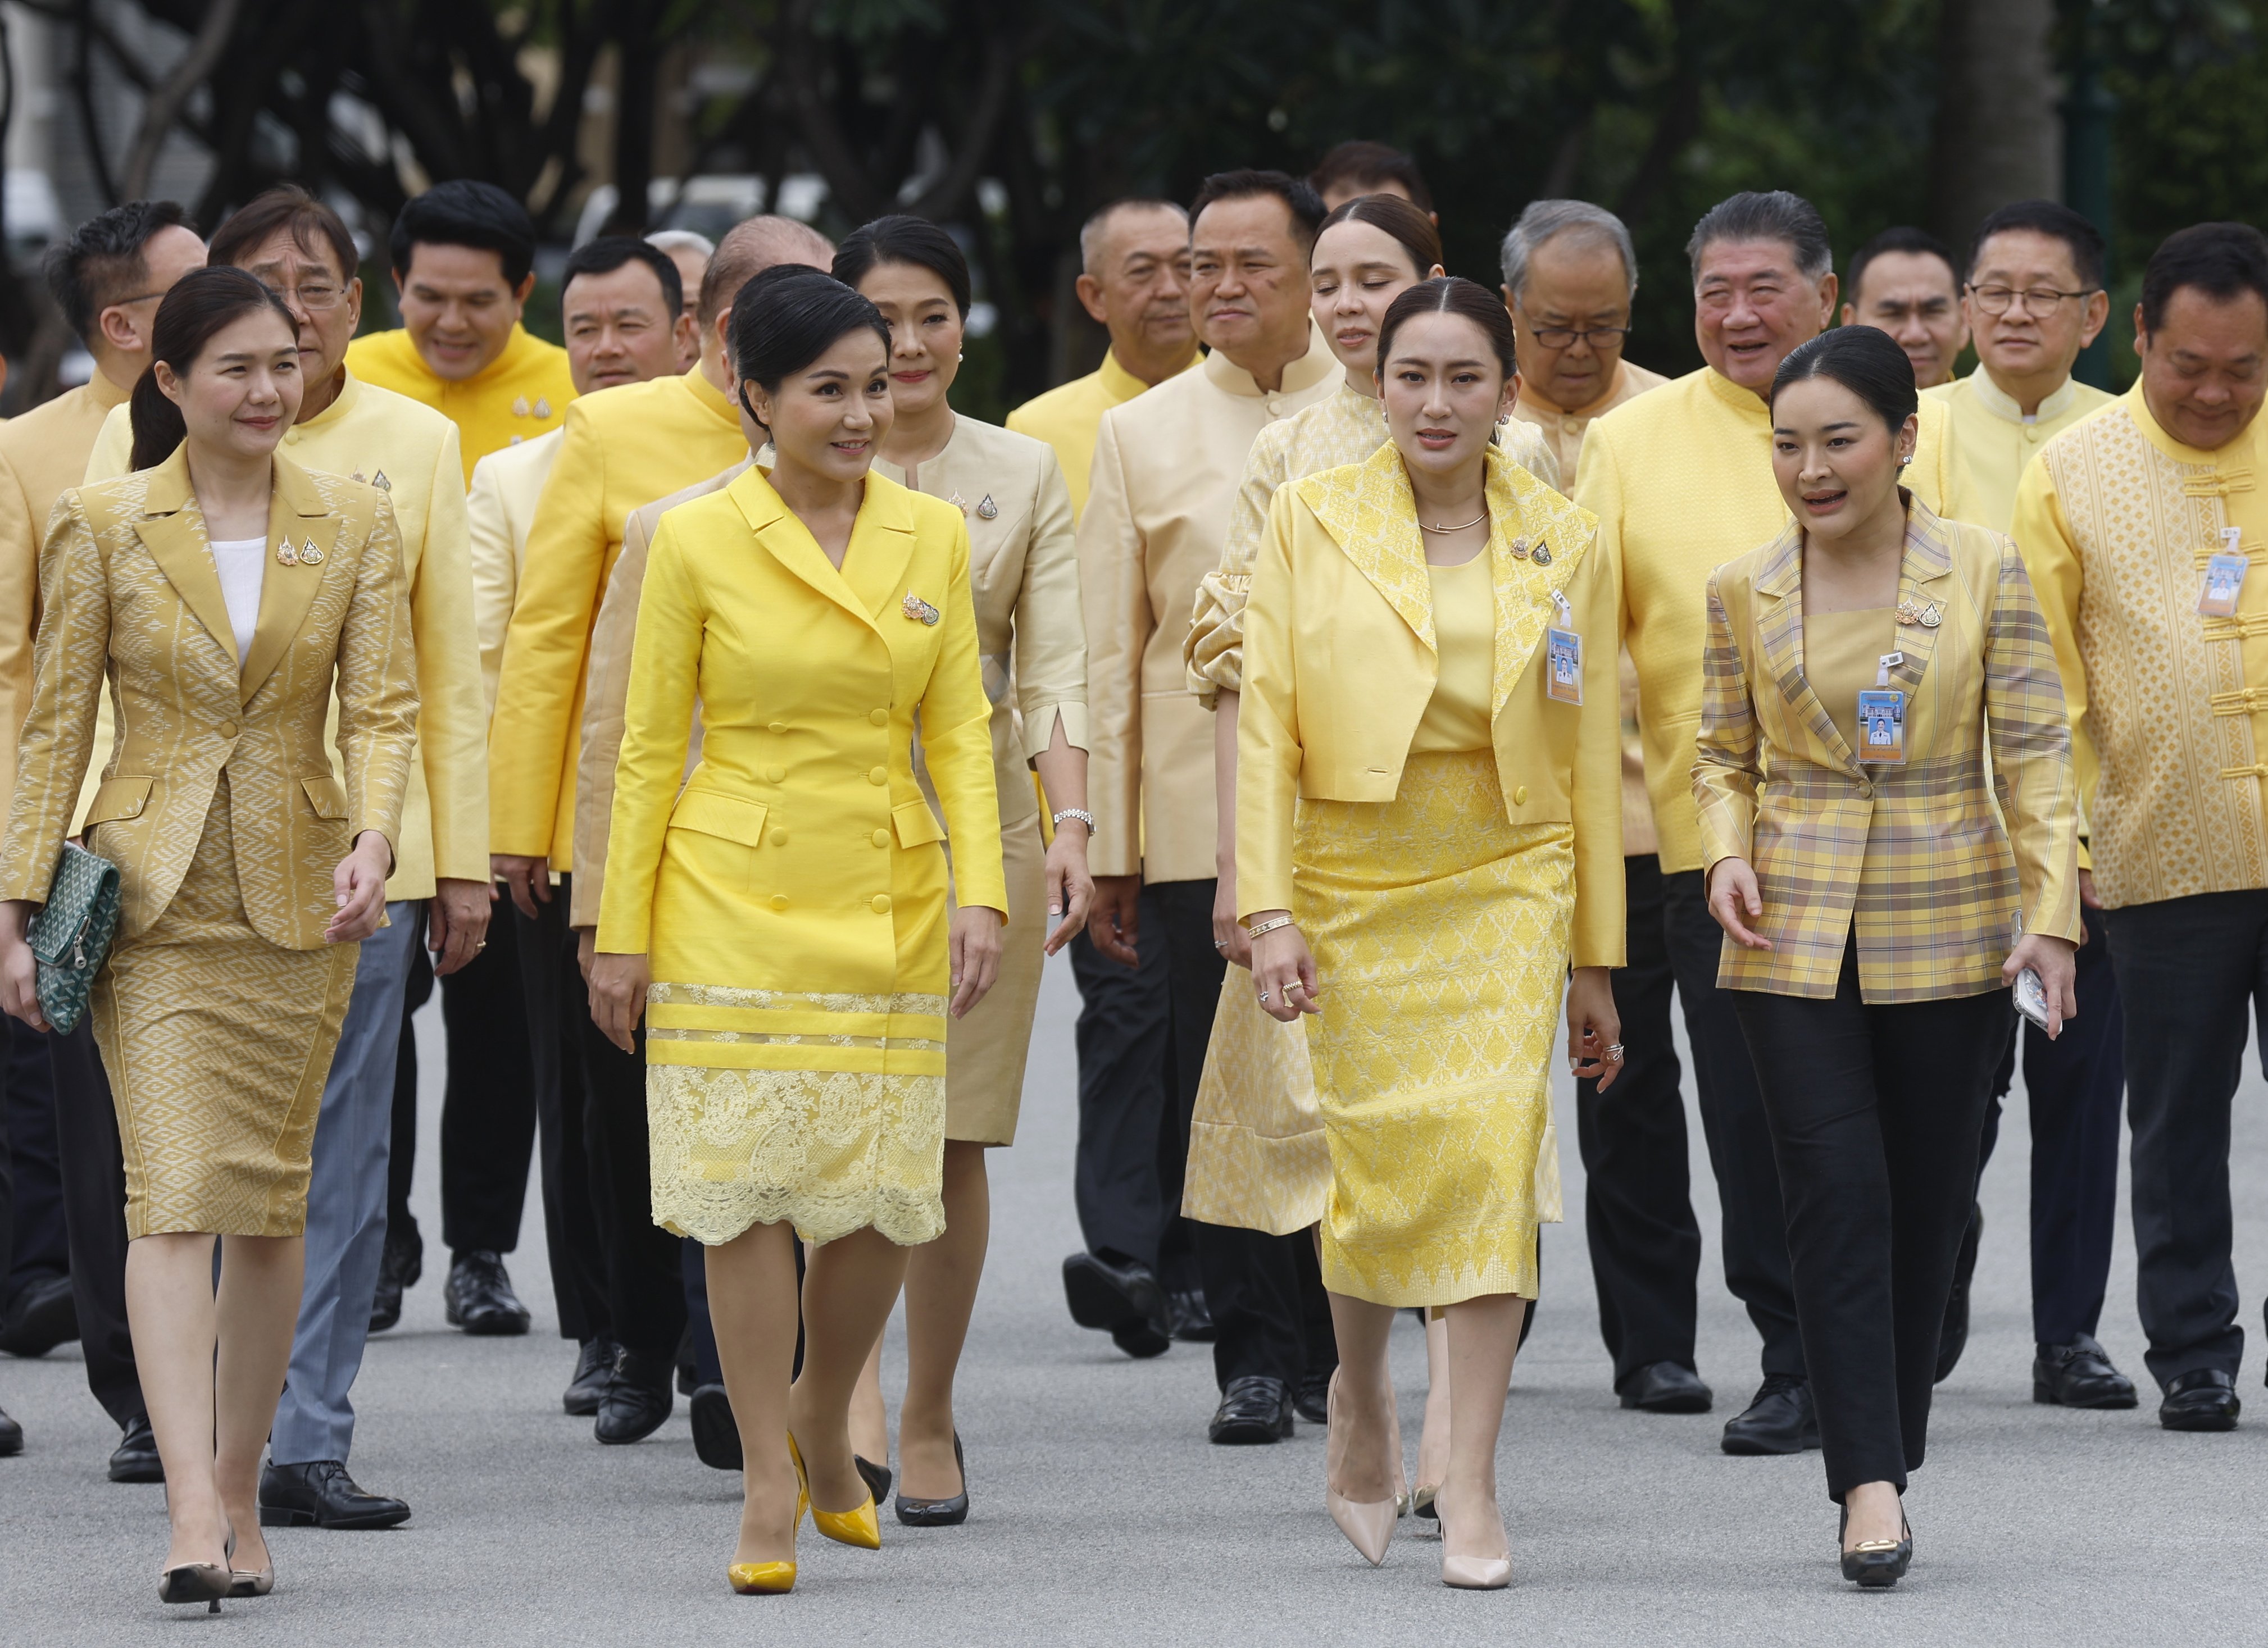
[1244,915,1296,940]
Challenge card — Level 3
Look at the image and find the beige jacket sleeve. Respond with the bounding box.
[408,427,489,882]
[467,447,518,719]
[569,506,661,930]
[0,450,42,806]
[1075,408,1148,877]
[1012,448,1088,762]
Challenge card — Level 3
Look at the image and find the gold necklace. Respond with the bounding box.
[1419,511,1488,533]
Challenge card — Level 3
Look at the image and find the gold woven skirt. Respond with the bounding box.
[91,784,357,1239]
[1294,749,1572,1308]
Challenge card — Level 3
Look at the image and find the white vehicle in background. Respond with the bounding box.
[571,174,830,248]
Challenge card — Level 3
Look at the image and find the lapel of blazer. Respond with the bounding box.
[1484,447,1595,717]
[130,449,240,672]
[1297,442,1434,653]
[731,466,917,638]
[1885,494,1957,702]
[1751,521,1860,775]
[239,456,337,702]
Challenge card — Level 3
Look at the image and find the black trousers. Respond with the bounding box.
[517,878,683,1357]
[1733,940,2007,1498]
[2,1017,66,1306]
[1971,904,2126,1345]
[1657,867,1806,1378]
[385,928,434,1259]
[1576,857,1705,1388]
[437,906,542,1258]
[49,1020,142,1426]
[2101,889,2268,1389]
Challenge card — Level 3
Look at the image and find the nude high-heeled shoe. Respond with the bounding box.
[1437,1503,1512,1590]
[1324,1371,1397,1567]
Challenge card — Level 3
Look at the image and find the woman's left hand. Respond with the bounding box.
[949,905,1005,1018]
[325,830,394,944]
[2003,931,2079,1039]
[0,900,45,1031]
[1041,823,1094,957]
[1566,965,1623,1092]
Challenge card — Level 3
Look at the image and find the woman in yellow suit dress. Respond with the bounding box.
[0,268,415,1608]
[1242,280,1623,1589]
[589,267,1006,1596]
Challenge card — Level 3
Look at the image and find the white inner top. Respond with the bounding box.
[207,536,266,667]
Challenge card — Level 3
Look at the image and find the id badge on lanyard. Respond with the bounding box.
[1857,651,1907,764]
[2201,526,2249,618]
[1544,589,1583,705]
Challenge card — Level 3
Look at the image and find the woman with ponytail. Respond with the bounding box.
[0,266,418,1610]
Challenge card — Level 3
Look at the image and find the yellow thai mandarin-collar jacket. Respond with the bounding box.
[345,325,575,481]
[1693,500,2080,1001]
[1236,443,1625,968]
[488,366,749,870]
[86,372,485,902]
[0,450,417,945]
[597,468,1005,1021]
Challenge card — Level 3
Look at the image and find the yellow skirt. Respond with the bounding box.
[1181,974,1328,1236]
[92,783,357,1240]
[1294,749,1571,1308]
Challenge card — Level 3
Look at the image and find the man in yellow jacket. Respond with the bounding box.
[0,199,202,1485]
[345,181,575,481]
[487,214,824,1444]
[1576,189,1977,1455]
[1007,198,1199,513]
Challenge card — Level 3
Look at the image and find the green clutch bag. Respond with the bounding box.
[28,840,121,1035]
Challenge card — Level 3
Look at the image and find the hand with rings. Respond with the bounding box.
[1247,910,1321,1025]
[1565,965,1624,1091]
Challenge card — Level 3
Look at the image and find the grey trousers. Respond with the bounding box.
[270,903,420,1465]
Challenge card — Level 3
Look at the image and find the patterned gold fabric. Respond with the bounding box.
[94,782,357,1237]
[1183,973,1329,1236]
[1694,499,2081,1001]
[1297,750,1570,1307]
[1185,383,1561,704]
[645,981,947,1246]
[2012,385,2268,908]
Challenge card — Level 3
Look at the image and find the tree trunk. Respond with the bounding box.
[1929,0,2061,257]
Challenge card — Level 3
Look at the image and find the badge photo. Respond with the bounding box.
[1856,688,1906,764]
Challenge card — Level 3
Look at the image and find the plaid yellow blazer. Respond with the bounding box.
[1692,499,2081,1001]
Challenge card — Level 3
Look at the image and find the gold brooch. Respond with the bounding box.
[1510,537,1529,560]
[901,593,940,626]
[275,542,297,566]
[300,540,324,566]
[511,395,530,417]
[1531,542,1553,567]
[1895,599,1942,628]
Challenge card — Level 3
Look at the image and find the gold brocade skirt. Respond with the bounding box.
[1182,975,1328,1236]
[92,783,357,1240]
[1295,749,1572,1308]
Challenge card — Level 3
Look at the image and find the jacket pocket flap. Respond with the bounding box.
[892,798,946,848]
[299,776,350,820]
[84,776,153,827]
[669,787,770,846]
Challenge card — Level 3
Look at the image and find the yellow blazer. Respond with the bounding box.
[597,468,1006,1021]
[0,450,417,946]
[1693,499,2081,1001]
[1236,442,1625,968]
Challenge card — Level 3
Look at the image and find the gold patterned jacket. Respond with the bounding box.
[1694,499,2080,1000]
[0,450,418,947]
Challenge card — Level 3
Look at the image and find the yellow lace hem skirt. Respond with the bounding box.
[1296,749,1573,1308]
[644,981,948,1247]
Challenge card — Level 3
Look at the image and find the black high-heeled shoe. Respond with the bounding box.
[1838,1503,1913,1588]
[893,1433,969,1527]
[854,1454,892,1504]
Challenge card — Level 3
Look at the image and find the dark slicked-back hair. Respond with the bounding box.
[1967,199,2107,291]
[834,215,972,317]
[562,235,683,316]
[1189,169,1328,257]
[729,267,890,434]
[1770,324,1917,435]
[2140,222,2268,334]
[44,200,196,345]
[1308,140,1434,215]
[389,180,536,287]
[1376,276,1519,381]
[1316,193,1442,280]
[209,185,358,283]
[1846,226,1958,304]
[1687,190,1833,284]
[129,267,298,471]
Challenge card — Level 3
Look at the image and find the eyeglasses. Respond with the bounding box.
[257,280,348,313]
[1966,283,2097,317]
[1517,319,1633,350]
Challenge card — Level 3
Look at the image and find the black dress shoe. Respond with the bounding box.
[1167,1287,1216,1342]
[368,1229,422,1335]
[0,1274,79,1357]
[1935,1205,1983,1383]
[1721,1374,1819,1455]
[2034,1334,2139,1409]
[594,1346,674,1444]
[0,1404,20,1455]
[108,1414,163,1483]
[1208,1374,1294,1444]
[562,1336,617,1416]
[2160,1368,2242,1431]
[1839,1505,1912,1588]
[688,1383,742,1471]
[856,1454,892,1503]
[259,1459,410,1529]
[1293,1365,1333,1427]
[443,1251,530,1336]
[1062,1251,1170,1359]
[894,1433,969,1526]
[1619,1360,1714,1414]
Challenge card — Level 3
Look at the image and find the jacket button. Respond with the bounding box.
[769,830,788,847]
[1859,782,1874,800]
[870,708,889,726]
[1513,785,1528,806]
[220,721,238,739]
[769,721,787,734]
[872,828,891,848]
[766,765,785,783]
[769,894,789,911]
[871,894,892,914]
[868,766,887,785]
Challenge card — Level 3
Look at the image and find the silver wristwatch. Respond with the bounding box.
[1051,808,1098,835]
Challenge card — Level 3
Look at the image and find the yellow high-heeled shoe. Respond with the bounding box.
[728,1561,797,1595]
[788,1433,880,1550]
